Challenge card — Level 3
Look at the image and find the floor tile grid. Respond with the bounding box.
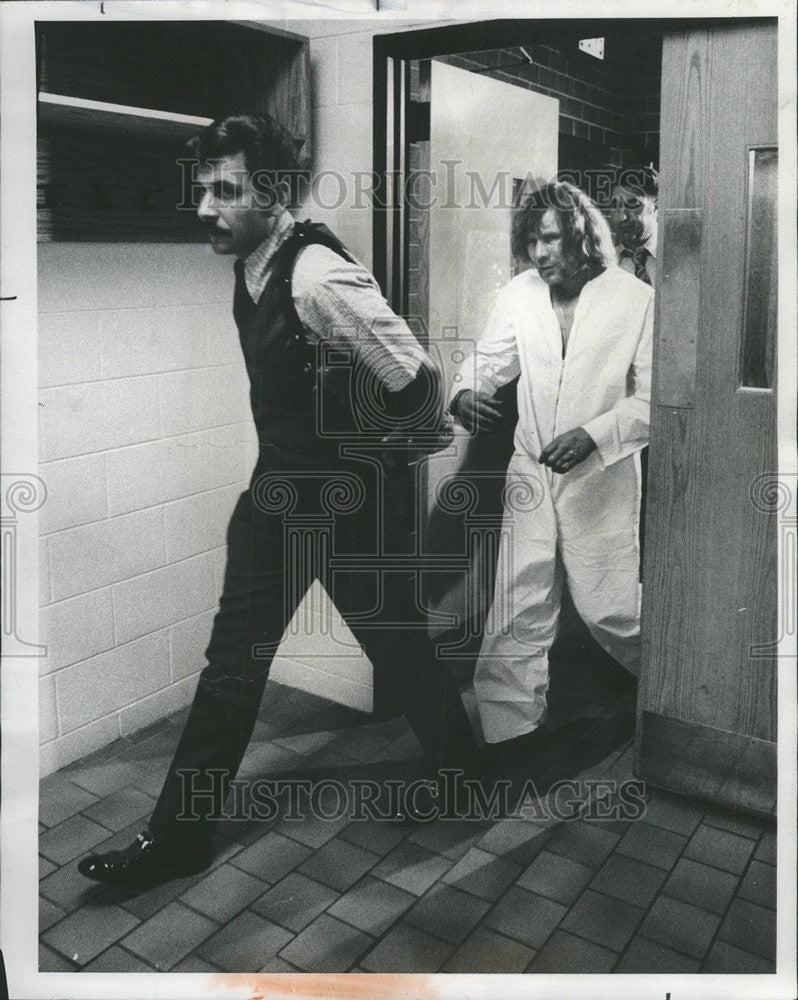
[38,808,254,968]
[492,770,626,964]
[118,891,238,967]
[522,855,646,967]
[299,834,467,971]
[88,941,168,973]
[202,841,426,973]
[200,827,459,972]
[510,780,639,966]
[88,935,309,975]
[39,943,80,972]
[601,805,771,971]
[117,890,312,973]
[508,777,641,964]
[129,825,488,971]
[309,801,766,973]
[40,783,773,974]
[42,858,201,966]
[41,860,291,973]
[331,841,521,970]
[367,785,622,965]
[366,856,562,972]
[607,815,694,915]
[37,690,428,969]
[299,899,443,971]
[40,789,683,969]
[40,904,140,969]
[40,671,776,975]
[694,829,777,971]
[42,694,436,968]
[486,794,771,973]
[41,889,187,971]
[43,810,449,971]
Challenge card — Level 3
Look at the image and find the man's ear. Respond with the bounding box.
[249,171,291,212]
[273,176,293,209]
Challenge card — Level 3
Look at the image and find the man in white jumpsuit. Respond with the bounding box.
[450,181,654,749]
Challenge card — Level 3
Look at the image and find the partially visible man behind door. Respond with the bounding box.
[610,163,659,287]
[77,112,477,887]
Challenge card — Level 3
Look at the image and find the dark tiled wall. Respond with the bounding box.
[439,38,661,171]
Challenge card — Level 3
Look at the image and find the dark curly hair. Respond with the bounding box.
[512,180,617,271]
[187,112,305,174]
[614,164,659,200]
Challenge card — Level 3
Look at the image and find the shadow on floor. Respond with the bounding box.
[39,605,776,975]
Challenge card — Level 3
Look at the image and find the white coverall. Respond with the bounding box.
[454,265,654,743]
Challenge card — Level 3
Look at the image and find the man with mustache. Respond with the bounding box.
[77,112,478,885]
[450,181,653,758]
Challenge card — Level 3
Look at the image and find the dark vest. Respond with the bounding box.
[234,222,356,472]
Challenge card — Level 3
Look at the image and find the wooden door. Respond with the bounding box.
[637,21,778,817]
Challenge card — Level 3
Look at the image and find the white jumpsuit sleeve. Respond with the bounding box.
[450,286,522,404]
[581,293,653,469]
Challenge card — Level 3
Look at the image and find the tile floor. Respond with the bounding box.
[39,630,777,975]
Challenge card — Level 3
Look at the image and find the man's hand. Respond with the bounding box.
[452,390,507,435]
[539,427,597,473]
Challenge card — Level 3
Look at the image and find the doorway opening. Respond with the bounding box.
[373,17,779,821]
[373,21,663,669]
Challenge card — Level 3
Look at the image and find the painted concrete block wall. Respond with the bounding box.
[38,240,368,774]
[38,243,249,774]
[293,23,378,269]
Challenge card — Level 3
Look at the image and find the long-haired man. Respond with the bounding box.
[450,180,653,756]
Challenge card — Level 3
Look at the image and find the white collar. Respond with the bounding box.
[241,210,296,302]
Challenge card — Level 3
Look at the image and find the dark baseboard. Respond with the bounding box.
[635,710,777,820]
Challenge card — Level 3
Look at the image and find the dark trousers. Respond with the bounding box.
[149,460,476,848]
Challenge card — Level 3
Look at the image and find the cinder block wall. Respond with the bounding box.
[290,22,378,267]
[38,244,253,775]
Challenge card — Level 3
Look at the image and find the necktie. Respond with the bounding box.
[233,258,256,329]
[621,245,652,285]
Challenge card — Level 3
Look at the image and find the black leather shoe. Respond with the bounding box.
[77,831,212,886]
